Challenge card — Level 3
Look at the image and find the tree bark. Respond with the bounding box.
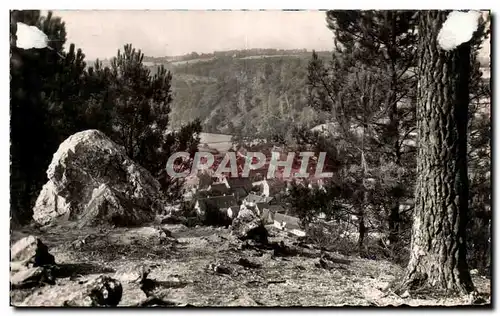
[399,11,474,294]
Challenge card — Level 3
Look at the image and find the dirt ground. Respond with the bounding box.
[10,223,491,307]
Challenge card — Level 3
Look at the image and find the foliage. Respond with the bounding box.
[104,45,173,173]
[306,11,490,268]
[305,10,420,250]
[466,12,491,275]
[165,53,324,140]
[202,204,232,227]
[10,11,202,224]
[10,10,83,224]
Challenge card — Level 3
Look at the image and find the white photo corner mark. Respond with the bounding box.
[437,10,481,51]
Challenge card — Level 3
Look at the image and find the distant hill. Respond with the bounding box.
[85,46,489,140]
[85,49,331,140]
[161,49,332,139]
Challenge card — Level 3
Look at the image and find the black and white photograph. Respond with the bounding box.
[8,8,492,307]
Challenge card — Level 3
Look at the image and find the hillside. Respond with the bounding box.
[164,50,331,138]
[101,49,329,139]
[86,47,489,141]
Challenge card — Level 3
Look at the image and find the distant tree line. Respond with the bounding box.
[142,48,312,64]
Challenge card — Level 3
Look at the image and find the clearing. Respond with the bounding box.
[10,223,491,307]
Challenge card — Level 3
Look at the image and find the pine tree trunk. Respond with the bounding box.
[399,11,474,294]
[382,11,404,245]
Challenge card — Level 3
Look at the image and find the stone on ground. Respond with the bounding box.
[231,208,268,244]
[63,275,123,307]
[11,266,56,289]
[10,235,55,267]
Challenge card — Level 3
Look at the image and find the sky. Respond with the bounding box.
[50,10,335,60]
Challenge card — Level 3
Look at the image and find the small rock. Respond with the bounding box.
[227,294,259,306]
[208,263,232,275]
[11,266,56,289]
[158,226,173,238]
[10,236,55,267]
[318,253,351,265]
[231,209,268,244]
[236,257,261,269]
[10,261,27,273]
[71,239,85,250]
[113,263,148,283]
[272,241,297,257]
[160,215,186,225]
[315,258,331,270]
[64,276,122,307]
[135,297,178,307]
[472,295,487,305]
[470,269,479,275]
[400,290,410,299]
[137,266,168,299]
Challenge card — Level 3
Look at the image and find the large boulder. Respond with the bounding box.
[33,130,165,227]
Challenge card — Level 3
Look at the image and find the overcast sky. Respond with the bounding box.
[51,10,335,60]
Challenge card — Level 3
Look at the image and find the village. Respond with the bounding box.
[181,136,330,237]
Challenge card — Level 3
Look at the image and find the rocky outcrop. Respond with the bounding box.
[33,130,165,227]
[231,208,268,244]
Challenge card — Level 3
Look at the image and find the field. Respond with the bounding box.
[199,132,234,153]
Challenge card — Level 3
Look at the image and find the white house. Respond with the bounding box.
[252,179,286,197]
[272,212,305,237]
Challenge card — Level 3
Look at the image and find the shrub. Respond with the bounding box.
[202,205,232,227]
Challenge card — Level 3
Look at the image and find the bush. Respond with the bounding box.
[202,205,232,227]
[304,220,358,256]
[467,215,491,275]
[178,200,197,218]
[304,219,411,265]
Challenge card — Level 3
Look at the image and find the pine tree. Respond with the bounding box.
[81,59,115,136]
[49,43,87,141]
[107,44,173,174]
[10,10,82,224]
[91,46,202,197]
[159,119,202,200]
[397,10,475,294]
[308,10,419,246]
